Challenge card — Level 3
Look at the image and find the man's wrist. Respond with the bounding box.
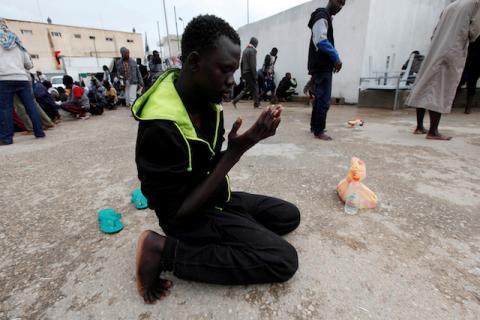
[223,148,242,163]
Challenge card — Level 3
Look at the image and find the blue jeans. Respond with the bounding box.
[310,72,332,135]
[0,81,45,144]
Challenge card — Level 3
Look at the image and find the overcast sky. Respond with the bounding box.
[3,0,310,49]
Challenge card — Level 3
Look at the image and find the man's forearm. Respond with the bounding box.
[173,149,241,224]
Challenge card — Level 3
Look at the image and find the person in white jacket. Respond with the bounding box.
[406,0,480,140]
[0,18,45,145]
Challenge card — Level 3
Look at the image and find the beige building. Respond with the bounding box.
[6,19,144,78]
[161,34,181,58]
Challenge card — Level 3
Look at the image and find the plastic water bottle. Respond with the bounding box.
[344,176,361,215]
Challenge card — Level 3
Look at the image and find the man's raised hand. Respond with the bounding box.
[227,106,283,157]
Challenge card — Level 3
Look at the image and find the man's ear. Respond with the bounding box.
[186,51,201,72]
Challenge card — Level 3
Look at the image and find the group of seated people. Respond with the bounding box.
[13,74,120,134]
[84,77,120,115]
[231,72,299,103]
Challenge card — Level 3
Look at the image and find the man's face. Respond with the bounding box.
[122,50,130,60]
[193,36,241,104]
[329,0,345,15]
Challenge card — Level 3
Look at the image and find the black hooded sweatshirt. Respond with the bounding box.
[307,8,335,74]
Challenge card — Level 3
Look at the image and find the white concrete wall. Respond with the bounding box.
[236,0,453,103]
[361,0,452,79]
[237,0,370,103]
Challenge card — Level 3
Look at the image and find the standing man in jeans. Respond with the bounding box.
[116,47,144,107]
[0,18,45,145]
[308,0,345,141]
[233,37,260,108]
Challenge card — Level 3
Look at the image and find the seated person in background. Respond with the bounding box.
[276,73,298,101]
[401,50,424,85]
[56,87,68,102]
[42,80,59,100]
[258,69,276,102]
[113,77,126,106]
[36,71,47,82]
[60,75,90,119]
[32,76,61,123]
[303,76,315,105]
[103,80,118,109]
[89,79,107,116]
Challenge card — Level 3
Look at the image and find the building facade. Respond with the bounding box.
[237,0,452,103]
[6,19,144,78]
[160,34,182,59]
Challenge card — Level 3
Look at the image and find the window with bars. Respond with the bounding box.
[51,31,62,37]
[106,37,113,42]
[74,34,81,39]
[21,29,33,35]
[127,39,134,43]
[30,54,39,59]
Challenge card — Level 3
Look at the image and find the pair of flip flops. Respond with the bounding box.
[131,188,148,210]
[98,208,124,234]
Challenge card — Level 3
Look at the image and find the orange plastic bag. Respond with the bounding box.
[337,157,378,209]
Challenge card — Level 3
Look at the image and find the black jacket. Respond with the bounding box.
[308,8,335,74]
[240,46,257,75]
[136,118,230,226]
[134,70,230,227]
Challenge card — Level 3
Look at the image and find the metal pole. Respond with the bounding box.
[162,0,172,58]
[384,56,390,86]
[156,20,162,56]
[394,76,400,111]
[36,0,43,20]
[92,38,99,66]
[174,6,180,52]
[247,0,250,24]
[179,18,185,33]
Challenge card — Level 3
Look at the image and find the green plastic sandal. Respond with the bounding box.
[98,208,122,221]
[99,218,124,234]
[98,208,123,234]
[131,189,148,210]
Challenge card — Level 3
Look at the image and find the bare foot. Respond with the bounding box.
[413,128,428,135]
[136,230,173,304]
[426,133,452,141]
[464,108,471,114]
[314,133,333,141]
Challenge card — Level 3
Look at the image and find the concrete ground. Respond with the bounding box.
[1,102,479,320]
